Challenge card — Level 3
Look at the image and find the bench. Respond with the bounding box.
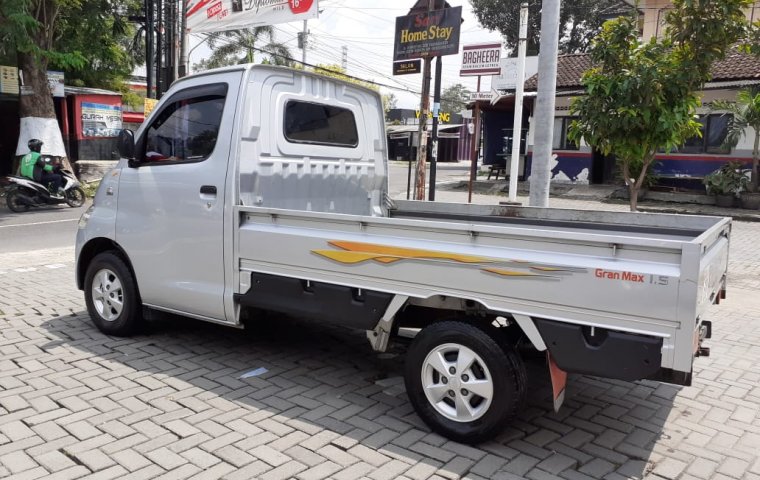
[487,164,507,180]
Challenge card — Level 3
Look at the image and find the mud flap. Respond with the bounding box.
[547,352,567,412]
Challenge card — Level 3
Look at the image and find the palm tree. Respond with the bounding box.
[204,26,293,69]
[714,87,760,194]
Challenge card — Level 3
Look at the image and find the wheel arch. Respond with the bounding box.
[77,238,136,290]
[395,295,548,352]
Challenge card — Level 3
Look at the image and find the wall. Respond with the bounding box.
[523,88,758,187]
[640,0,759,41]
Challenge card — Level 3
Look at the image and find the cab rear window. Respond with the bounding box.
[284,101,358,147]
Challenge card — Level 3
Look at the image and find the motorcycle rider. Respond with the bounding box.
[20,139,64,198]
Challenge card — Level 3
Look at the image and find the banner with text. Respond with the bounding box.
[393,6,462,61]
[187,0,319,34]
[460,43,502,76]
[81,102,123,138]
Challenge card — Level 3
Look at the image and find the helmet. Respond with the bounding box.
[28,138,43,153]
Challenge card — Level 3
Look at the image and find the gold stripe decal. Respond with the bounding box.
[483,268,542,277]
[325,240,495,264]
[312,241,581,281]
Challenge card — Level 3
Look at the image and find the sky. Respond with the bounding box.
[187,0,505,108]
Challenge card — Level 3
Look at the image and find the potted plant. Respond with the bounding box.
[713,88,760,209]
[703,161,748,207]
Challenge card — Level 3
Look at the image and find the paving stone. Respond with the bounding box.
[578,458,616,478]
[717,457,750,479]
[3,228,760,480]
[296,460,343,480]
[0,450,38,474]
[259,460,308,480]
[652,458,688,479]
[536,453,577,475]
[180,447,221,469]
[437,456,475,479]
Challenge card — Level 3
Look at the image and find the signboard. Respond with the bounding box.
[144,98,158,119]
[0,66,19,95]
[47,71,64,97]
[492,56,539,90]
[393,6,462,61]
[460,43,502,76]
[81,102,123,138]
[469,91,492,101]
[393,60,422,75]
[186,0,319,33]
[416,110,452,123]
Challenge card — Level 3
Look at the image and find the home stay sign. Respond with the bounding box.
[187,0,318,33]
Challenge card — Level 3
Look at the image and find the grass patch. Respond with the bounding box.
[81,181,101,198]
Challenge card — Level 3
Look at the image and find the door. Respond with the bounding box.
[116,75,240,321]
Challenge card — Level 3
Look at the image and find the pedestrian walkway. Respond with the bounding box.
[427,178,760,222]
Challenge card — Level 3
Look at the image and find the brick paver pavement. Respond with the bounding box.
[1,196,759,480]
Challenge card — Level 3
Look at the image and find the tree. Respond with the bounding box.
[469,0,633,55]
[0,0,143,163]
[440,84,470,115]
[204,27,293,69]
[383,92,398,120]
[713,88,760,193]
[568,0,750,211]
[52,0,142,92]
[0,0,86,159]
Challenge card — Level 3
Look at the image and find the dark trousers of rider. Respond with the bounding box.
[40,172,63,192]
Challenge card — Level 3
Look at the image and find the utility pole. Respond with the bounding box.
[301,20,308,66]
[179,0,188,77]
[529,0,560,207]
[467,76,481,203]
[428,55,442,201]
[414,0,434,200]
[173,0,180,80]
[156,0,163,98]
[341,46,348,70]
[508,2,529,203]
[167,0,175,86]
[146,0,154,98]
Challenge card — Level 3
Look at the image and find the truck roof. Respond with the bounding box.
[175,64,381,97]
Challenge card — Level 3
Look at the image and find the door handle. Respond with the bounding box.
[200,185,217,195]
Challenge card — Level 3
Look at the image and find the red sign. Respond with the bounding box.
[289,0,313,14]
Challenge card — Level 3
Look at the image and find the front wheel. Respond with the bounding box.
[66,186,86,207]
[84,252,142,336]
[404,321,527,444]
[6,189,30,213]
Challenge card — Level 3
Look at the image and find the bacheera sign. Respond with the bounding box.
[460,43,502,76]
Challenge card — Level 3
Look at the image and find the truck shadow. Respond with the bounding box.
[39,311,679,479]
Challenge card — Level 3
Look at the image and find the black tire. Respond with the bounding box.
[6,189,30,213]
[404,321,526,444]
[83,251,142,336]
[66,186,86,207]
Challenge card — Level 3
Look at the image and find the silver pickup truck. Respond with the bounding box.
[75,65,729,443]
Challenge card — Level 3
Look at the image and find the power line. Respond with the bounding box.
[204,34,422,95]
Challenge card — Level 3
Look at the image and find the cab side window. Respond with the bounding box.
[284,101,359,147]
[143,84,228,163]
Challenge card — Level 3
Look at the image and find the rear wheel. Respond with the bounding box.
[6,189,30,213]
[66,186,86,207]
[404,321,526,444]
[84,252,142,336]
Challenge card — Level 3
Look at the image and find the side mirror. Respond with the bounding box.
[117,129,136,162]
